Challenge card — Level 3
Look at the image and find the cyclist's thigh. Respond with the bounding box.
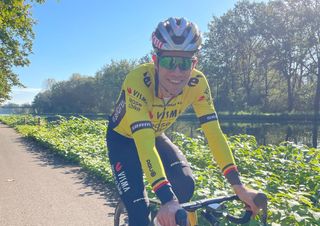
[155,133,195,203]
[107,128,150,226]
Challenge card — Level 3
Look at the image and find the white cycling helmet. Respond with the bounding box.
[152,17,202,53]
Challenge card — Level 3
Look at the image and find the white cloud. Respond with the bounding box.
[4,87,42,105]
[11,87,42,93]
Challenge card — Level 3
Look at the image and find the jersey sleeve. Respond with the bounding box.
[191,73,241,185]
[123,72,176,203]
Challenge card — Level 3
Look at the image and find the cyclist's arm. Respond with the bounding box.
[192,74,241,185]
[123,75,176,204]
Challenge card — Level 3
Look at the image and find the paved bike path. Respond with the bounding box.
[0,122,115,226]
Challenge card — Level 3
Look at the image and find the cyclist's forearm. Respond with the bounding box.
[202,121,235,168]
[201,120,243,185]
[132,128,177,204]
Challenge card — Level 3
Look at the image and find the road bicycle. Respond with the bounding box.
[114,192,268,226]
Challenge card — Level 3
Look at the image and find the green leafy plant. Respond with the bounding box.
[0,115,319,225]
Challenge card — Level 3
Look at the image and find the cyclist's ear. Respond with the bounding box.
[152,54,157,62]
[192,57,198,69]
[152,54,159,68]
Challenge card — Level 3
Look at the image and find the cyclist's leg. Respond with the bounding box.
[107,128,150,226]
[155,133,195,203]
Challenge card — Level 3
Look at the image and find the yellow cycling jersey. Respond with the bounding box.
[108,63,237,193]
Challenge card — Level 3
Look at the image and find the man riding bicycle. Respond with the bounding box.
[107,17,261,226]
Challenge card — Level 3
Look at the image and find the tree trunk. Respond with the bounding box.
[285,126,293,142]
[287,76,294,112]
[312,56,320,148]
[263,65,269,110]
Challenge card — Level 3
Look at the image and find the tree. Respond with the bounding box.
[95,59,137,114]
[43,78,57,90]
[290,0,320,146]
[33,74,98,113]
[261,0,309,112]
[33,90,52,113]
[138,52,153,64]
[200,1,268,111]
[200,0,316,113]
[0,0,45,104]
[32,60,138,114]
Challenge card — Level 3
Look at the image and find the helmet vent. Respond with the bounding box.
[152,17,202,52]
[172,36,184,45]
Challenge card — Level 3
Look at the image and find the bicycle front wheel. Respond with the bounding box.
[114,200,128,226]
[114,199,160,226]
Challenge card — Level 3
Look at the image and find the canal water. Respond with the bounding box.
[168,119,317,148]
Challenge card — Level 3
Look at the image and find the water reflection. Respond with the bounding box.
[167,119,318,148]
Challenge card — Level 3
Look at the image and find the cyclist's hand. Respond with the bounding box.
[232,185,260,217]
[156,199,181,226]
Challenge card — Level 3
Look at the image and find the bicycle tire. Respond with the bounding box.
[114,199,160,226]
[114,200,128,226]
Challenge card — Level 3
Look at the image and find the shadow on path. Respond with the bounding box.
[14,136,118,218]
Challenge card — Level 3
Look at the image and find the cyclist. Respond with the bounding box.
[107,17,261,226]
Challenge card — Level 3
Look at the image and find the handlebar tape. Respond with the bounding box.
[175,209,188,226]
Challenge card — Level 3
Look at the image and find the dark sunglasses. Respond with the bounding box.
[158,56,194,71]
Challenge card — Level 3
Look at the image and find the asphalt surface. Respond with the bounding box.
[0,122,117,226]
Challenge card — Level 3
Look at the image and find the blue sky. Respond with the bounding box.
[6,0,264,104]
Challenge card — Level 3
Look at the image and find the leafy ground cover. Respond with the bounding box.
[0,115,319,225]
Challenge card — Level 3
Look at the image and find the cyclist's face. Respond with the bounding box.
[155,51,197,98]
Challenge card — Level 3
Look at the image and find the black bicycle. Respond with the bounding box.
[114,192,268,226]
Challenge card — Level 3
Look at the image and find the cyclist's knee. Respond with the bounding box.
[173,174,195,203]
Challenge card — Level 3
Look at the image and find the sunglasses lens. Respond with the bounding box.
[179,58,192,70]
[159,56,174,69]
[159,56,192,71]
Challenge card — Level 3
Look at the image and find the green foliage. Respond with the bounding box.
[199,0,320,113]
[33,74,99,113]
[0,114,41,126]
[1,115,319,225]
[94,60,138,114]
[23,0,319,116]
[33,60,137,114]
[172,132,320,225]
[0,0,45,103]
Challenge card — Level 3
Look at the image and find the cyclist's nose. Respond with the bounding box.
[173,65,184,74]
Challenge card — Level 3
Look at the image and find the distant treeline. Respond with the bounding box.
[32,0,320,116]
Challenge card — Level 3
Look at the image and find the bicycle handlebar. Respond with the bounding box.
[224,192,268,224]
[174,208,252,226]
[226,209,252,224]
[177,192,268,225]
[175,209,188,226]
[174,203,253,225]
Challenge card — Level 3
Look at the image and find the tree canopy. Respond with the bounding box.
[0,0,44,103]
[11,0,320,116]
[200,0,320,113]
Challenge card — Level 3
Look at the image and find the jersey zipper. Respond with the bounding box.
[156,97,173,132]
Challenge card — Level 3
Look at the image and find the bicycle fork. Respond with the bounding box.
[187,211,198,226]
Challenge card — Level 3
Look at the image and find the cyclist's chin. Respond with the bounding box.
[166,85,184,96]
[160,80,187,97]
